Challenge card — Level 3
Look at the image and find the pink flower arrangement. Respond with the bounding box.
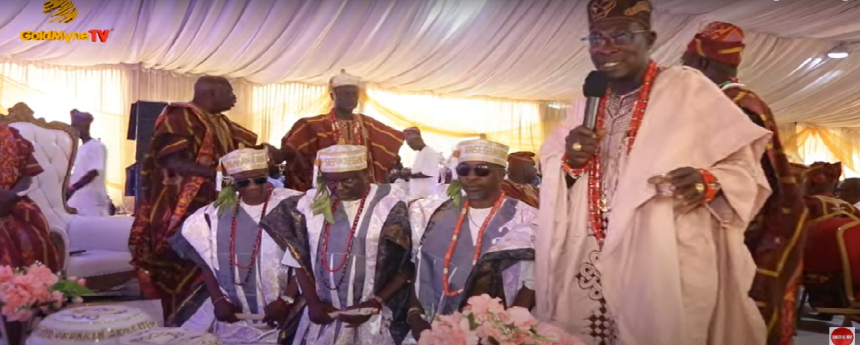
[418,294,584,345]
[0,262,92,322]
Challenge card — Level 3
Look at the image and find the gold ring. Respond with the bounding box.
[571,143,582,151]
[694,183,705,194]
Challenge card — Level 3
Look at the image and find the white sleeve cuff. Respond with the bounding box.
[518,260,535,290]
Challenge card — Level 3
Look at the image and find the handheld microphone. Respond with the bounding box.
[582,71,609,130]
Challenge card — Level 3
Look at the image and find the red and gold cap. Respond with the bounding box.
[686,21,746,67]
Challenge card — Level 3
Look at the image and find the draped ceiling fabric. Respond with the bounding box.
[1,0,859,125]
[1,0,860,181]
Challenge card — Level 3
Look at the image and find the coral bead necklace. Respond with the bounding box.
[229,191,271,286]
[441,192,506,297]
[561,61,659,249]
[328,111,363,146]
[318,187,371,290]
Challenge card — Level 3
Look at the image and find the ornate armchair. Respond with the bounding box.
[0,104,135,291]
[808,217,860,325]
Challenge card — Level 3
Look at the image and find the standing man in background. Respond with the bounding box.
[67,110,109,216]
[682,22,807,345]
[129,76,259,321]
[277,70,404,191]
[502,151,540,208]
[403,127,442,200]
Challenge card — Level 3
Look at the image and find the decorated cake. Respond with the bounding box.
[27,305,157,345]
[117,327,223,345]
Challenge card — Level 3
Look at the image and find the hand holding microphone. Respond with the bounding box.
[564,71,609,169]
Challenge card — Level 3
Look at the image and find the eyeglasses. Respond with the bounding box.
[456,164,496,177]
[581,30,648,47]
[234,177,268,188]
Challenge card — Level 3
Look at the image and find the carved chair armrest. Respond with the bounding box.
[49,225,70,273]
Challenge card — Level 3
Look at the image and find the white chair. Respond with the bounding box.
[0,106,135,291]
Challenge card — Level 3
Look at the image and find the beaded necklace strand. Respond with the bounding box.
[441,192,506,297]
[229,191,272,286]
[328,111,363,146]
[318,187,371,290]
[561,61,659,249]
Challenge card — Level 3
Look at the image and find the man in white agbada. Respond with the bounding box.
[533,0,772,344]
[67,110,110,216]
[406,139,537,342]
[403,127,442,200]
[168,148,302,344]
[261,145,414,345]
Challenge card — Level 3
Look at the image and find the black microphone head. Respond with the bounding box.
[583,71,609,98]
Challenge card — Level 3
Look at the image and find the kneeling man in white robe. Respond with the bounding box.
[261,145,414,345]
[169,148,303,344]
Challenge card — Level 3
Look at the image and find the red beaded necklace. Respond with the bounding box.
[320,187,371,273]
[586,61,659,249]
[229,191,272,285]
[328,111,363,145]
[441,192,506,297]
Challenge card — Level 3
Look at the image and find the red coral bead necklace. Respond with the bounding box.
[441,192,506,297]
[229,190,272,286]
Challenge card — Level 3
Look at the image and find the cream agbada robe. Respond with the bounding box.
[534,66,772,345]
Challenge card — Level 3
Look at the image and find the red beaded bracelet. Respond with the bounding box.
[561,154,587,179]
[698,169,719,203]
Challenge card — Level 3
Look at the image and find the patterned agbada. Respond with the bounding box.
[169,188,301,343]
[727,84,807,345]
[166,148,300,343]
[409,138,537,331]
[685,21,810,345]
[409,195,537,318]
[261,184,412,345]
[128,102,257,320]
[0,124,61,271]
[500,180,539,208]
[281,72,403,192]
[502,152,540,208]
[262,144,412,345]
[801,162,860,309]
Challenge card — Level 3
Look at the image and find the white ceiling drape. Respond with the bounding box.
[1,0,859,125]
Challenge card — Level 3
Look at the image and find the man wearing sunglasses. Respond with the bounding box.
[682,22,808,345]
[534,0,773,344]
[168,148,303,344]
[262,145,413,345]
[405,139,537,342]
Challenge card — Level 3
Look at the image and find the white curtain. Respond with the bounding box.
[362,88,542,165]
[1,0,858,126]
[249,83,543,165]
[3,0,860,185]
[251,82,329,146]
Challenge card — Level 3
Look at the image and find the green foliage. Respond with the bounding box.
[310,175,335,224]
[447,179,462,207]
[50,280,93,298]
[214,184,238,216]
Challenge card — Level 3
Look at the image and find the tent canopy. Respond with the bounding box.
[2,0,859,125]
